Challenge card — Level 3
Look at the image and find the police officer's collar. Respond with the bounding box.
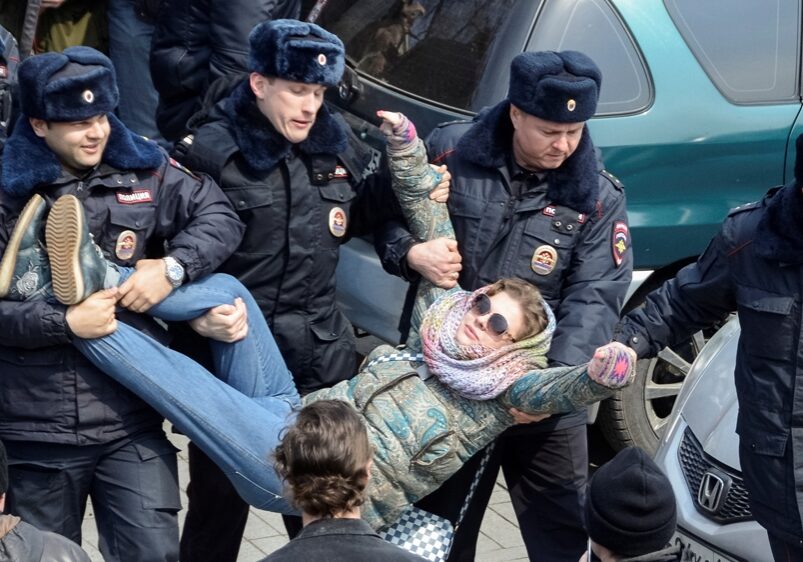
[0,114,164,198]
[225,81,348,173]
[508,156,546,184]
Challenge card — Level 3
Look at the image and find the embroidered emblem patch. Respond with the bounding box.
[333,165,349,179]
[329,207,347,237]
[542,206,556,217]
[567,99,576,111]
[115,230,137,260]
[531,245,558,276]
[82,89,94,104]
[577,213,586,224]
[612,221,629,267]
[116,190,153,205]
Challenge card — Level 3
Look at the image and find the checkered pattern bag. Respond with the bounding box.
[378,440,497,562]
[379,506,454,562]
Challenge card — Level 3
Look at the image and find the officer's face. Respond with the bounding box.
[30,114,110,175]
[509,105,584,171]
[250,74,326,144]
[455,291,527,350]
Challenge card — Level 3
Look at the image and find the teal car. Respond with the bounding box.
[318,0,803,451]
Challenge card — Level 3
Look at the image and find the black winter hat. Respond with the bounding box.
[508,50,601,123]
[18,46,119,122]
[248,19,345,87]
[585,447,677,557]
[0,440,7,495]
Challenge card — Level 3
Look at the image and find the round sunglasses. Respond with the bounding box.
[472,293,514,341]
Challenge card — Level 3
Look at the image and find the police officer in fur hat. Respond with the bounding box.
[376,50,633,562]
[0,46,243,562]
[174,19,448,554]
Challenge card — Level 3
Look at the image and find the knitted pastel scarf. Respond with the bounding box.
[420,288,556,400]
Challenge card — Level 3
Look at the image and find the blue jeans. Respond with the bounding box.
[107,0,167,147]
[73,273,301,514]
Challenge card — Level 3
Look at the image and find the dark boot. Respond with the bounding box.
[45,194,108,305]
[0,194,52,301]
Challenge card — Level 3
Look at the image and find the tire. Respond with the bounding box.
[598,332,705,454]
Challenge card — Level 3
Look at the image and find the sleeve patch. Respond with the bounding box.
[612,221,629,267]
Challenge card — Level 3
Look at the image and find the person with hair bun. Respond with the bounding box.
[263,400,426,561]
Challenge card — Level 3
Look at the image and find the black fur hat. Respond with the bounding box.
[18,46,119,122]
[508,51,601,123]
[248,19,345,87]
[585,447,677,557]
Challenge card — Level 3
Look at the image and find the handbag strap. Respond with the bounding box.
[455,442,495,529]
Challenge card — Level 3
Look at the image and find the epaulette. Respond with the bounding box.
[600,169,624,191]
[168,157,200,181]
[727,199,762,216]
[434,118,473,130]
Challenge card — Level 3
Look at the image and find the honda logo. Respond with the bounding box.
[698,469,731,513]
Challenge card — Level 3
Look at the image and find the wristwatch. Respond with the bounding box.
[163,256,185,288]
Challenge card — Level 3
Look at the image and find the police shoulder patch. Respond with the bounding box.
[612,221,629,267]
[600,169,624,191]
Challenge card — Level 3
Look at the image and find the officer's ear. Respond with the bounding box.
[29,117,49,138]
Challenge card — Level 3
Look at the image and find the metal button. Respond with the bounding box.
[339,194,345,200]
[631,336,639,344]
[238,201,245,208]
[116,178,123,184]
[554,239,560,245]
[566,224,573,231]
[315,173,324,181]
[135,220,141,227]
[130,177,136,183]
[328,173,334,180]
[554,221,562,227]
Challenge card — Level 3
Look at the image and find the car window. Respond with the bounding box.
[312,0,541,113]
[665,0,799,104]
[527,0,651,115]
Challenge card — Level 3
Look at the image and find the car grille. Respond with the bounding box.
[678,427,753,523]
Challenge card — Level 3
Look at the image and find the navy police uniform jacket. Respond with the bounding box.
[0,114,244,445]
[181,82,399,394]
[617,182,803,543]
[378,101,633,428]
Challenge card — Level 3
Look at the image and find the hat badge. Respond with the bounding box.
[82,89,95,104]
[317,53,327,66]
[567,99,576,112]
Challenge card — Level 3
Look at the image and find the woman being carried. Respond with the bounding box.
[1,112,636,529]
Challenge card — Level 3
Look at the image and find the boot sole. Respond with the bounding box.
[0,194,46,298]
[46,195,85,305]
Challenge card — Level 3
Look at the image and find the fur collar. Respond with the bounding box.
[225,81,348,172]
[455,100,600,213]
[1,113,164,198]
[754,182,803,263]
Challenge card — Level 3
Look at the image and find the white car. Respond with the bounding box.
[654,318,772,561]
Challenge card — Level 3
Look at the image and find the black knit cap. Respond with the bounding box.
[585,447,677,557]
[0,440,7,495]
[508,50,601,123]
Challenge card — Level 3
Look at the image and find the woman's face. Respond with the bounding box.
[455,291,527,349]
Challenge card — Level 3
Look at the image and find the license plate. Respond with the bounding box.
[672,531,736,562]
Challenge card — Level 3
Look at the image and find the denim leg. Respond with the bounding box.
[107,0,167,147]
[74,323,297,514]
[145,273,299,401]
